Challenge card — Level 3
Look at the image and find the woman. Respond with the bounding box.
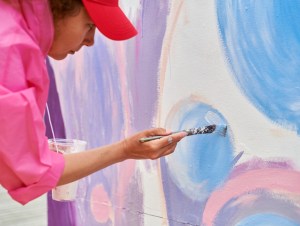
[0,0,187,205]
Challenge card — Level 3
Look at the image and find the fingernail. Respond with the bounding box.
[181,132,188,137]
[165,129,172,134]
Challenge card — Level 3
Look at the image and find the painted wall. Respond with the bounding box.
[48,0,300,225]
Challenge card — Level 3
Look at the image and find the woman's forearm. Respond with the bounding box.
[56,141,125,186]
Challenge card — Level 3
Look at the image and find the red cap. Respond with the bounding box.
[82,0,138,41]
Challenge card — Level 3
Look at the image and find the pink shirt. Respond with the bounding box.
[0,0,65,204]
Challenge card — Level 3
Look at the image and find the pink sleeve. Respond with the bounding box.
[0,42,65,205]
[0,86,65,205]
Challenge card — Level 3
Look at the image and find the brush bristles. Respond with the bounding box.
[215,125,227,136]
[184,124,216,135]
[185,124,227,137]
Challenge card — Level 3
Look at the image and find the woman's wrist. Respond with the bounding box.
[115,139,129,162]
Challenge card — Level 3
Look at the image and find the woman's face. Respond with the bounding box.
[48,6,96,60]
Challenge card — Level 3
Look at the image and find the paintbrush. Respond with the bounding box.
[139,124,227,143]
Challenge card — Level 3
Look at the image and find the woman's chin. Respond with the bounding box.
[48,52,68,61]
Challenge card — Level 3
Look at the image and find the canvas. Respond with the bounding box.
[48,0,300,225]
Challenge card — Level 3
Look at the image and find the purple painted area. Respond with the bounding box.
[229,158,293,180]
[160,157,206,224]
[127,0,170,130]
[45,58,66,140]
[45,58,77,226]
[47,197,78,226]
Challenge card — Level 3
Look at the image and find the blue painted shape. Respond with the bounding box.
[160,101,234,224]
[164,102,234,202]
[216,0,300,134]
[236,213,300,226]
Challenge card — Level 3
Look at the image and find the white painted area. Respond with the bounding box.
[0,187,47,226]
[139,161,168,225]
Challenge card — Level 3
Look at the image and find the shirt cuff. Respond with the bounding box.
[8,151,65,205]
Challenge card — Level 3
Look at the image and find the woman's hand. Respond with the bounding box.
[121,128,187,160]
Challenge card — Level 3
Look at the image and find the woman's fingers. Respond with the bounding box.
[156,131,187,147]
[144,132,187,159]
[141,127,172,138]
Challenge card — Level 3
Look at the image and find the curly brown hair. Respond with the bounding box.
[49,0,83,22]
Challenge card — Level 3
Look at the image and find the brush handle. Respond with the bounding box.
[139,135,165,143]
[139,124,217,143]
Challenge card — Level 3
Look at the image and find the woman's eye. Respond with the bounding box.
[88,24,95,31]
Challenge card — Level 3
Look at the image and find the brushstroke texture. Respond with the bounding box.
[161,99,234,225]
[127,0,171,131]
[216,0,300,134]
[202,160,300,225]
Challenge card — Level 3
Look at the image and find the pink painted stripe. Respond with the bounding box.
[202,168,300,225]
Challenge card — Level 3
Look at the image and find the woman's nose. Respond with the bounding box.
[83,29,96,47]
[83,38,94,46]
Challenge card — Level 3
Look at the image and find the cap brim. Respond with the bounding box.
[83,2,138,41]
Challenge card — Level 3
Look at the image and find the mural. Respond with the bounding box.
[47,0,300,225]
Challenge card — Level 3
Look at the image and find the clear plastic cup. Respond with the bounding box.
[48,138,87,201]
